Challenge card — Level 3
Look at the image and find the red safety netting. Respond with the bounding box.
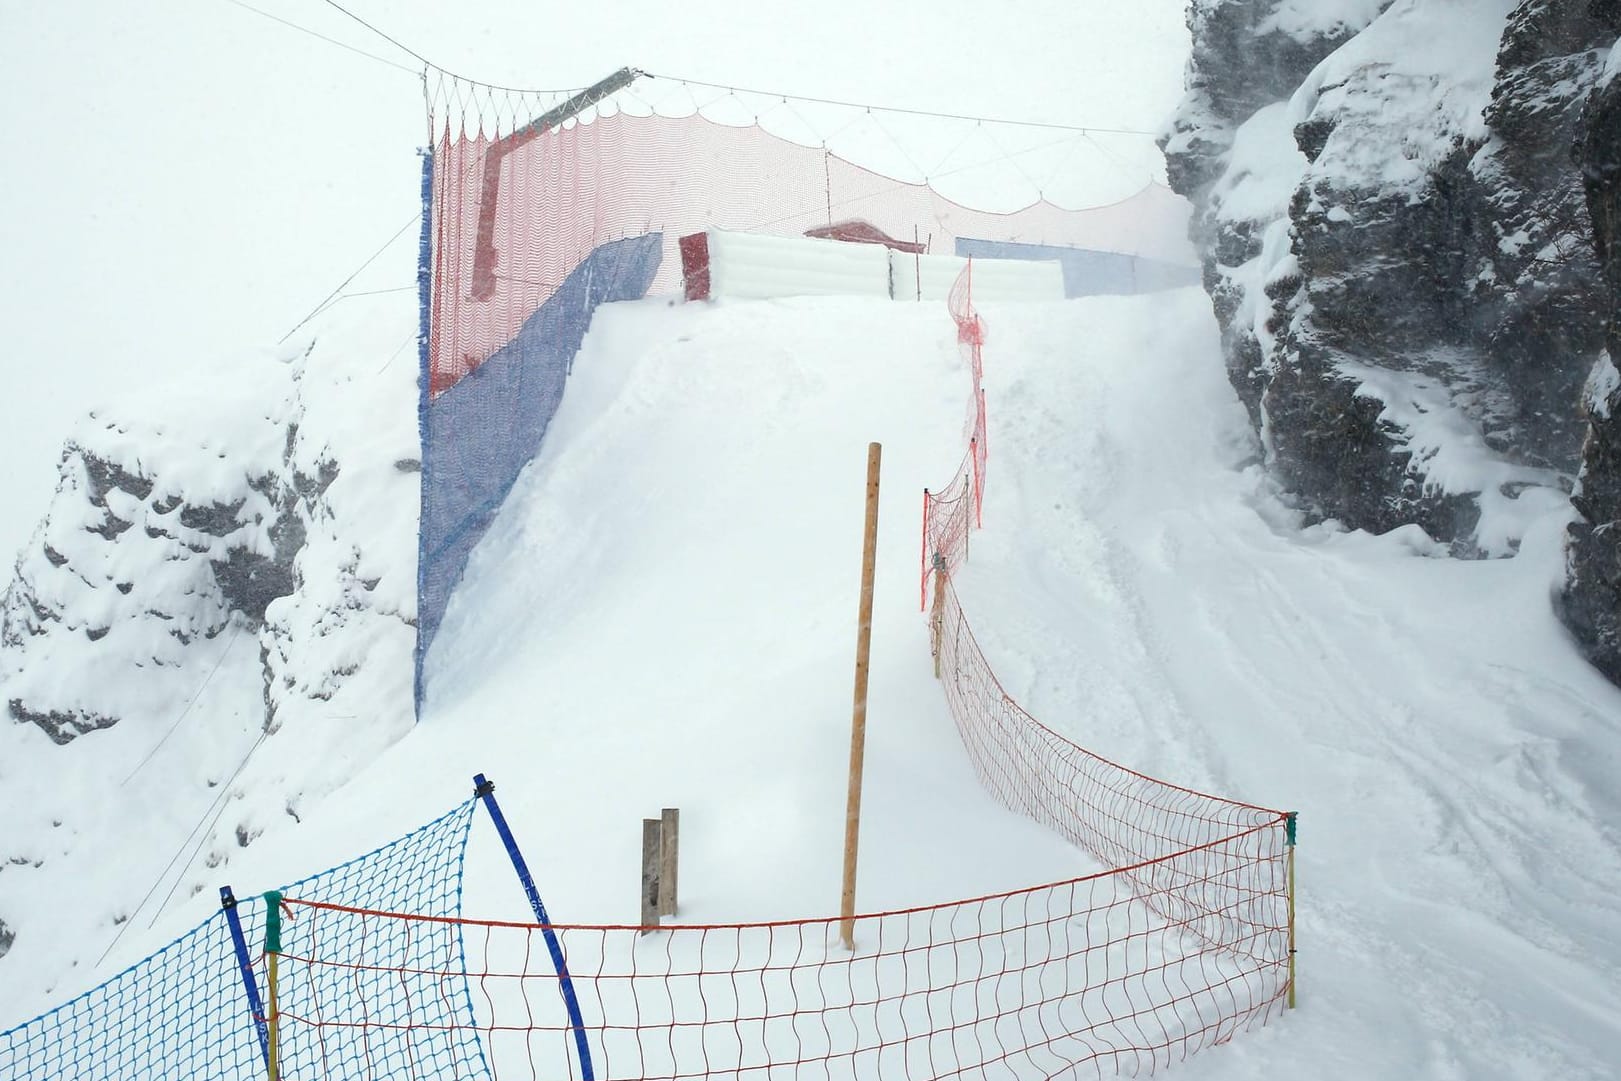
[426,107,1189,397]
[275,834,1285,1081]
[922,261,989,608]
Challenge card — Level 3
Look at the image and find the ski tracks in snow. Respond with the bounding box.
[962,289,1621,1080]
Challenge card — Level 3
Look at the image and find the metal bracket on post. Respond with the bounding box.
[473,773,596,1081]
[220,886,271,1070]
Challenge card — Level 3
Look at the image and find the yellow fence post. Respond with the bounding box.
[263,890,285,1081]
[1286,813,1298,1009]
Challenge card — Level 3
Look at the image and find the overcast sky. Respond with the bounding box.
[0,0,1190,562]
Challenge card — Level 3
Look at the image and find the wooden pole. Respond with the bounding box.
[930,556,947,679]
[1286,812,1298,1009]
[266,952,280,1081]
[840,442,882,950]
[263,889,284,1081]
[659,808,680,917]
[641,818,661,933]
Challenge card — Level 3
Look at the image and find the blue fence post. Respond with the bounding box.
[219,886,270,1069]
[473,773,595,1081]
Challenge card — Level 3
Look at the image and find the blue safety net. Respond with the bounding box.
[415,232,664,705]
[0,798,482,1081]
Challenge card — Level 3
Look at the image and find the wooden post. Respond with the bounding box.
[641,818,661,934]
[266,952,280,1081]
[930,555,948,679]
[263,889,284,1081]
[841,442,882,950]
[1286,812,1298,1008]
[659,808,680,916]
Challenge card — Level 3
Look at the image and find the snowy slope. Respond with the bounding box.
[4,285,1621,1081]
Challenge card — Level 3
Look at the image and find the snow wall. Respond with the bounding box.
[416,232,663,696]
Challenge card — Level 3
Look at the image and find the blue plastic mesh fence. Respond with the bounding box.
[0,798,481,1081]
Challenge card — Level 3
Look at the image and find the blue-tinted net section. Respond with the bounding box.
[415,233,664,700]
[0,798,481,1081]
[954,237,1201,297]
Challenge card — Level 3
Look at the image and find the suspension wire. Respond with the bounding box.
[95,728,270,967]
[279,213,421,344]
[316,0,432,68]
[317,0,579,94]
[286,2,1161,139]
[639,71,1161,138]
[218,0,420,75]
[119,622,245,788]
[144,731,270,929]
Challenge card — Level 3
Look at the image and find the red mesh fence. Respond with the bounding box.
[277,842,1285,1081]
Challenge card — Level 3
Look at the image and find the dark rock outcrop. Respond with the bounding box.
[1165,0,1621,676]
[1562,59,1621,681]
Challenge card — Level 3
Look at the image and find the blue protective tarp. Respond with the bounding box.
[954,238,1201,297]
[416,233,664,703]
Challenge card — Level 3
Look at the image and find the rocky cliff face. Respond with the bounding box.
[1163,0,1621,677]
[0,298,419,976]
[1565,49,1621,682]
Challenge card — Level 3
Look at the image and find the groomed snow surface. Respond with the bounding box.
[8,285,1621,1079]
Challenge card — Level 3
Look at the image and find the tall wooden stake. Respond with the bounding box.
[641,818,661,933]
[841,442,882,950]
[930,554,947,679]
[659,808,680,916]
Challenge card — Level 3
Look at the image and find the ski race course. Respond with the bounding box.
[7,282,1621,1080]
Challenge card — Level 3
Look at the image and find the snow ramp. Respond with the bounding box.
[397,284,1293,1079]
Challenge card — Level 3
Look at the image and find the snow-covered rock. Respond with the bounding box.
[0,295,419,979]
[1163,0,1621,676]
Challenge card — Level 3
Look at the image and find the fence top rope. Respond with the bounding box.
[936,575,1287,820]
[421,67,1167,204]
[282,806,1284,934]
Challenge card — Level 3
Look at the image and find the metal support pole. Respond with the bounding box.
[220,887,270,1069]
[474,774,596,1081]
[1286,812,1298,1009]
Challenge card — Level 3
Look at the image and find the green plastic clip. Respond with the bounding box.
[263,890,285,955]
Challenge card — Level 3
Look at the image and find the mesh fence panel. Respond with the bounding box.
[0,799,481,1081]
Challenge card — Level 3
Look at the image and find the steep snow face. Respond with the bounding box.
[1163,0,1618,555]
[0,294,419,1000]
